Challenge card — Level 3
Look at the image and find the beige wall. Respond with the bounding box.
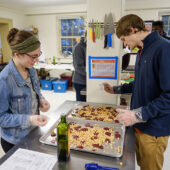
[25,15,58,61]
[126,9,159,21]
[0,6,26,62]
[125,0,170,20]
[24,4,87,61]
[0,18,13,62]
[126,0,170,11]
[0,6,25,28]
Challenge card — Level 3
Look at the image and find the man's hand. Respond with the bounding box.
[40,99,50,112]
[103,83,114,94]
[116,108,139,126]
[29,115,48,126]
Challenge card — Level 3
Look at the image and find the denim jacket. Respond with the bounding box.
[0,59,43,144]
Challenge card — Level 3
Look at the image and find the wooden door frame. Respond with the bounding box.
[0,18,13,62]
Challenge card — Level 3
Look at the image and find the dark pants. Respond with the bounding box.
[73,83,86,102]
[1,138,14,153]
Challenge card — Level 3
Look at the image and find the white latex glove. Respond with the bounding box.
[40,99,50,112]
[29,115,48,126]
[103,82,114,94]
[116,108,139,126]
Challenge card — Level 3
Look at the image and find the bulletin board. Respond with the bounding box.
[89,56,118,79]
[145,21,153,33]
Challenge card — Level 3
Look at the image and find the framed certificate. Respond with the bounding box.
[89,56,118,79]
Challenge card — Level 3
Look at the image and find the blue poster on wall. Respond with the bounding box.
[89,56,118,79]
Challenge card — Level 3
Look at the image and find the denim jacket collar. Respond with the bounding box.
[9,59,36,87]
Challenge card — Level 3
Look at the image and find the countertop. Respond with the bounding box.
[0,100,135,170]
[34,63,74,71]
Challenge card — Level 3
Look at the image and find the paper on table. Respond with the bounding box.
[0,148,57,170]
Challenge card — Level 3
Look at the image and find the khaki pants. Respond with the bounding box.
[135,132,169,170]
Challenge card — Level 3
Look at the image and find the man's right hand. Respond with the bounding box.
[103,82,114,94]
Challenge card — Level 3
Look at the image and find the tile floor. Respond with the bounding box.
[0,89,169,170]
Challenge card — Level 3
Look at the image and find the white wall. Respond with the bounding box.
[126,9,159,21]
[0,6,26,62]
[24,4,87,60]
[86,0,125,104]
[0,6,26,29]
[25,15,58,61]
[125,0,170,20]
[24,4,87,15]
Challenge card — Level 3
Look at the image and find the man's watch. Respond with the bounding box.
[135,111,143,121]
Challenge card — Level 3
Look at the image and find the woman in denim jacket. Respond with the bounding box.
[0,28,50,153]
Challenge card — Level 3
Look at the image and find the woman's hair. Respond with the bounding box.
[7,28,40,54]
[7,28,34,46]
[116,14,147,38]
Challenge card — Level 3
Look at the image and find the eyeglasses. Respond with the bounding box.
[25,51,42,60]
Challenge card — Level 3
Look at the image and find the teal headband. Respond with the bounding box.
[10,35,40,54]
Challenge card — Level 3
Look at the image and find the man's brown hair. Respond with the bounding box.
[116,14,147,38]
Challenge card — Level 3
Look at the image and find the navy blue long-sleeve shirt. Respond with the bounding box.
[121,31,170,137]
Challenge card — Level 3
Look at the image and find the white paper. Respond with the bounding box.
[90,59,117,78]
[99,83,105,90]
[123,46,131,53]
[0,148,57,170]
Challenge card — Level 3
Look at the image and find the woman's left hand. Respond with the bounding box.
[40,99,50,112]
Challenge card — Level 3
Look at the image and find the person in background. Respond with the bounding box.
[104,14,170,170]
[0,28,50,153]
[72,31,87,102]
[152,20,170,40]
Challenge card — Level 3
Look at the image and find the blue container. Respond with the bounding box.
[85,163,119,170]
[52,79,68,93]
[40,78,58,90]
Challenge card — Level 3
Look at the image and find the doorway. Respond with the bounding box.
[0,18,13,63]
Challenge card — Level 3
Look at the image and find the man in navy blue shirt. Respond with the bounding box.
[104,14,170,170]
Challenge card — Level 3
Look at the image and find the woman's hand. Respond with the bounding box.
[29,115,48,126]
[40,99,50,112]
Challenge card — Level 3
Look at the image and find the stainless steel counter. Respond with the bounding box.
[0,100,135,170]
[34,63,74,71]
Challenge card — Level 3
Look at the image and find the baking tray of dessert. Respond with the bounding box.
[66,101,127,126]
[39,117,125,158]
[68,119,125,157]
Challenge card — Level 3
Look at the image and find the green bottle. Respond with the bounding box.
[52,56,56,65]
[57,114,70,161]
